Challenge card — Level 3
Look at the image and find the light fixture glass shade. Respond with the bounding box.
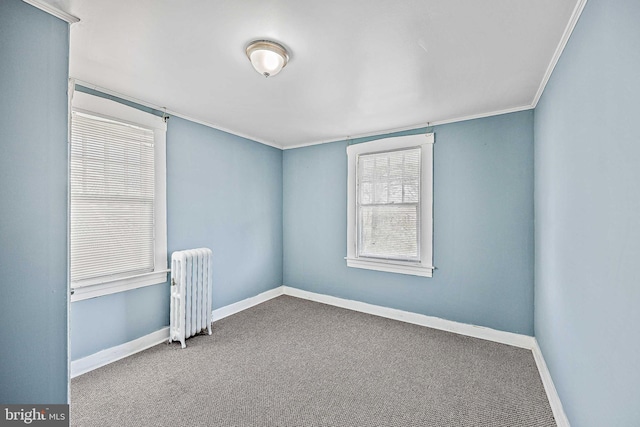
[246,40,289,77]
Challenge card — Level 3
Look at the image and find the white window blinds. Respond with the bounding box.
[70,112,156,285]
[357,147,421,261]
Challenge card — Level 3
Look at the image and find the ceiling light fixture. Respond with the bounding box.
[246,40,289,78]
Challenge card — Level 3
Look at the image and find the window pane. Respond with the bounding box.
[357,147,421,261]
[358,148,421,206]
[358,204,419,260]
[361,182,372,204]
[70,112,155,283]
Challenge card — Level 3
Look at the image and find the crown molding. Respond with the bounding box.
[22,0,79,23]
[71,78,284,150]
[283,104,533,150]
[531,0,588,107]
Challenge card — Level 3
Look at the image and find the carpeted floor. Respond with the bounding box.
[71,295,556,426]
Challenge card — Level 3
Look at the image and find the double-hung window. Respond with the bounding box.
[70,91,168,301]
[346,133,434,277]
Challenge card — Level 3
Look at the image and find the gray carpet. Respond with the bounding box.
[71,295,556,426]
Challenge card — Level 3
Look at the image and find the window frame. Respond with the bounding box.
[70,91,168,302]
[346,133,434,277]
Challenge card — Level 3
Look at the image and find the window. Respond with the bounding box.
[70,91,167,301]
[346,133,434,277]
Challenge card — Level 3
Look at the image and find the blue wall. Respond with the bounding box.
[534,0,640,425]
[0,0,69,403]
[12,1,637,421]
[70,285,170,360]
[70,109,283,360]
[283,111,534,335]
[166,117,283,308]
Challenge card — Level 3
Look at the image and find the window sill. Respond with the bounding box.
[71,270,169,302]
[345,258,433,277]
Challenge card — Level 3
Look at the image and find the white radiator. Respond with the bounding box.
[169,248,213,348]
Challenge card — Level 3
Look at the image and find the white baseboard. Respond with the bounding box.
[71,287,285,378]
[71,327,170,378]
[283,286,535,349]
[283,286,568,426]
[532,339,571,427]
[70,284,569,427]
[211,286,284,321]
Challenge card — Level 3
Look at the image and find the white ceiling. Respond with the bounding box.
[44,0,581,148]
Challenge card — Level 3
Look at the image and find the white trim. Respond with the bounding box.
[346,132,434,154]
[72,91,166,132]
[283,0,585,153]
[345,258,433,277]
[70,327,170,378]
[69,284,570,427]
[211,287,284,321]
[283,287,535,349]
[71,287,285,377]
[531,0,588,107]
[71,271,169,302]
[346,133,434,277]
[283,286,570,426]
[72,79,536,152]
[70,0,588,154]
[66,79,74,403]
[71,79,284,150]
[283,104,532,150]
[532,339,571,427]
[22,0,80,23]
[69,91,168,301]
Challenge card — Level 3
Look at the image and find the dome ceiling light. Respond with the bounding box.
[245,40,289,78]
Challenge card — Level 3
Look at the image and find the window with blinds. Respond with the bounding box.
[357,147,421,261]
[70,112,156,285]
[346,133,434,277]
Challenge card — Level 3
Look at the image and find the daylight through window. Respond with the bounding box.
[346,133,434,277]
[70,90,167,301]
[357,147,421,261]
